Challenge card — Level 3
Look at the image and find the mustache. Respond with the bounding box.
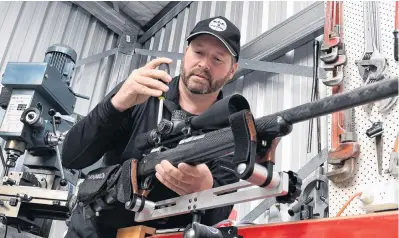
[188,68,211,80]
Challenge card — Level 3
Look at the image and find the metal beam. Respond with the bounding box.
[137,1,192,44]
[73,1,141,35]
[141,1,181,32]
[232,1,325,81]
[133,49,318,78]
[112,1,119,13]
[75,48,119,67]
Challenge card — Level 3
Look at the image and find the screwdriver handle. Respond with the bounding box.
[158,63,170,100]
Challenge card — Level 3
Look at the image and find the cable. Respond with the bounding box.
[336,192,363,217]
[0,214,7,238]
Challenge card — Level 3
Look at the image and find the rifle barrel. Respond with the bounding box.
[255,78,398,139]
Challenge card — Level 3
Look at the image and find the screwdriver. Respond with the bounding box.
[157,63,170,125]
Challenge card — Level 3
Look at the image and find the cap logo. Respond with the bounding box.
[209,18,227,32]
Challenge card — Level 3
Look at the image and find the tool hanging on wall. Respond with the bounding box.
[288,166,329,220]
[356,2,397,114]
[394,1,398,62]
[385,133,398,177]
[366,121,384,175]
[320,1,347,86]
[325,82,360,183]
[307,40,322,154]
[319,2,360,184]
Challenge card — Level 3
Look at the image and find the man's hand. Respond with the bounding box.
[111,57,173,112]
[155,160,214,196]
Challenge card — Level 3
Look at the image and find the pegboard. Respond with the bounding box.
[326,2,399,217]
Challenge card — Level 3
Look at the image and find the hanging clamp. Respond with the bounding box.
[320,1,347,86]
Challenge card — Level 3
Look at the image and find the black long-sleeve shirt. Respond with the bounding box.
[62,76,239,236]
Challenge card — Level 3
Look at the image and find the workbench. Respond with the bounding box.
[149,211,398,238]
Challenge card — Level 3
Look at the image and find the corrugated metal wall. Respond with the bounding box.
[136,1,328,223]
[137,1,315,74]
[0,1,120,117]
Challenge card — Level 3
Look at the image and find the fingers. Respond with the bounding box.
[144,57,173,70]
[156,161,195,186]
[135,75,169,93]
[177,163,202,178]
[133,81,163,97]
[155,172,187,195]
[155,161,190,195]
[140,69,172,84]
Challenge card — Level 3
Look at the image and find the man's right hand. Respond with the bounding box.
[111,57,173,112]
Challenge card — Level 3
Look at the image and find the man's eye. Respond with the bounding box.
[214,57,222,62]
[195,51,203,55]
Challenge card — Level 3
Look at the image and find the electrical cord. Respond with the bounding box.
[336,192,363,217]
[0,214,7,238]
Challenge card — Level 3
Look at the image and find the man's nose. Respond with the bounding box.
[197,57,211,70]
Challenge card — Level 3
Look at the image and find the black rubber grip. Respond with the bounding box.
[394,30,398,62]
[137,128,235,177]
[191,222,223,238]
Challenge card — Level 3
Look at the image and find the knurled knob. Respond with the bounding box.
[171,110,187,122]
[157,120,173,135]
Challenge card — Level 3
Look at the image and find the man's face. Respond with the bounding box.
[180,34,238,94]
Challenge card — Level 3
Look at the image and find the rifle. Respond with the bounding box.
[78,78,397,238]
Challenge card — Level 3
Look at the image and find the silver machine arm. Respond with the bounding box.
[0,44,88,238]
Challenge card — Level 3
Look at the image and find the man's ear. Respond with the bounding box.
[229,62,239,79]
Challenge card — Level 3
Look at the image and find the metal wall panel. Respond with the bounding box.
[0,1,120,117]
[135,1,327,224]
[138,1,315,69]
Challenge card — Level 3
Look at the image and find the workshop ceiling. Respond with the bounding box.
[110,1,172,28]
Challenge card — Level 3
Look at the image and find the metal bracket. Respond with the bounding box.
[240,149,328,222]
[134,173,289,222]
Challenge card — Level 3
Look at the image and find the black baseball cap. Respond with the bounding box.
[186,16,241,61]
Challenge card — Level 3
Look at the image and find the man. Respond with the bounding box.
[63,16,241,238]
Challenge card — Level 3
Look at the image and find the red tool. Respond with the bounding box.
[320,1,347,86]
[326,83,360,183]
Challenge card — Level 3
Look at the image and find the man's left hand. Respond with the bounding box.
[155,160,213,195]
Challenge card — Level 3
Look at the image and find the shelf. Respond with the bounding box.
[152,211,398,238]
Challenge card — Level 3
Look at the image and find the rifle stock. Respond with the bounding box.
[137,78,398,178]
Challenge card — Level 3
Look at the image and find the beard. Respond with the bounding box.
[180,62,230,94]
